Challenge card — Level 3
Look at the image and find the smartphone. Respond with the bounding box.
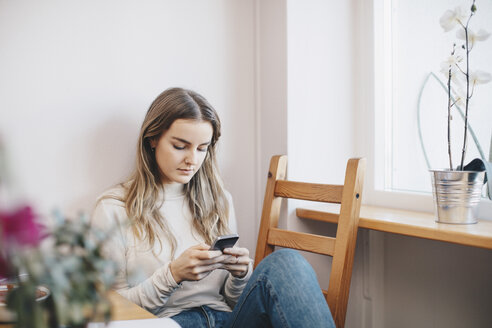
[210,234,239,251]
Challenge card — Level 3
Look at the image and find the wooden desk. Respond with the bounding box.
[297,204,492,250]
[107,291,156,321]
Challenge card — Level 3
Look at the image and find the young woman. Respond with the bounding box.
[92,88,335,328]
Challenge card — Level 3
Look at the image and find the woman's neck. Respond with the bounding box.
[163,182,185,199]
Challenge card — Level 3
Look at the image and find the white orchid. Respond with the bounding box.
[439,0,490,170]
[440,54,463,70]
[456,28,490,48]
[440,52,464,87]
[440,66,464,87]
[469,70,492,85]
[440,6,468,32]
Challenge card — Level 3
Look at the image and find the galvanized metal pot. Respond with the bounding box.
[429,169,485,224]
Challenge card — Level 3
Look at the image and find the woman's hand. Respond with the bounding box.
[221,247,251,278]
[170,244,228,284]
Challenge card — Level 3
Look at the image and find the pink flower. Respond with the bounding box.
[0,206,43,249]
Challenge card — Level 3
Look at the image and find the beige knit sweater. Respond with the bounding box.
[91,183,252,318]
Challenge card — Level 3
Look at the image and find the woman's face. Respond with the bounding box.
[151,119,213,184]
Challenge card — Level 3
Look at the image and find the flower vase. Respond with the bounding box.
[429,169,485,224]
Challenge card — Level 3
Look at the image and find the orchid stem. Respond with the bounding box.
[459,25,471,170]
[447,64,453,170]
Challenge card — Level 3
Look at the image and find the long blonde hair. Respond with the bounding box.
[120,87,230,258]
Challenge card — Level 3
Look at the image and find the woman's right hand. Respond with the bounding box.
[169,244,227,284]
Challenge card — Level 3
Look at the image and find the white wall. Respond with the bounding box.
[287,0,355,185]
[255,0,288,243]
[0,0,258,251]
[285,1,366,327]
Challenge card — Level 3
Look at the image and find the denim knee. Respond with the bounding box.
[266,248,306,264]
[257,248,315,278]
[266,248,303,263]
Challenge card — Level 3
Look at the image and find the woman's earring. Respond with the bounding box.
[151,147,155,152]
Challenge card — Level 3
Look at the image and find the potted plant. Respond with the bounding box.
[0,206,118,328]
[430,0,491,224]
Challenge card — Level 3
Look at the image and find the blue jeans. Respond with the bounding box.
[171,249,336,328]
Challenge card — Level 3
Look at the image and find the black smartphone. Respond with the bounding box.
[210,234,239,251]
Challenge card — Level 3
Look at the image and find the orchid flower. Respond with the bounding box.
[470,70,492,85]
[440,66,464,87]
[440,49,465,91]
[456,28,491,49]
[439,6,468,32]
[440,54,463,69]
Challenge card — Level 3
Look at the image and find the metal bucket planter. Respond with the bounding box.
[429,169,485,224]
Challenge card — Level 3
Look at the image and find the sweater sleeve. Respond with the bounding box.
[90,195,180,314]
[117,261,181,313]
[221,192,253,307]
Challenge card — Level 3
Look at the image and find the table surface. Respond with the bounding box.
[297,204,492,249]
[0,290,156,328]
[107,291,156,321]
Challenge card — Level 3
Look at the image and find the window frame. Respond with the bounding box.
[359,0,492,219]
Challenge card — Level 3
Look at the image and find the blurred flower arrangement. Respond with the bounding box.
[439,0,491,170]
[0,205,118,328]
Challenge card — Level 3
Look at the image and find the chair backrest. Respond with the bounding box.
[254,155,365,328]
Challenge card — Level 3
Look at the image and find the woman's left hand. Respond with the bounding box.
[221,247,251,278]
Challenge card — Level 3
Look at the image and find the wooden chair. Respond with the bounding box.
[254,155,365,328]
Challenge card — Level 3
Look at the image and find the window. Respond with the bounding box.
[368,0,492,215]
